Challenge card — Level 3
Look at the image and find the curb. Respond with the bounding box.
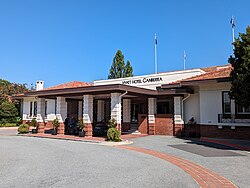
[17,134,133,146]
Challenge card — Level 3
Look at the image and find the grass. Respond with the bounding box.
[0,123,18,127]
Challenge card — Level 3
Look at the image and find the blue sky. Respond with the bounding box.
[0,0,250,88]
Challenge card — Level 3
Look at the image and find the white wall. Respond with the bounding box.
[23,97,36,114]
[94,69,205,90]
[46,99,56,114]
[199,83,230,125]
[184,93,200,124]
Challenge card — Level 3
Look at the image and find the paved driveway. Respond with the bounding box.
[130,136,250,188]
[0,135,197,188]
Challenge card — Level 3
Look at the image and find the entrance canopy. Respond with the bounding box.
[17,84,193,99]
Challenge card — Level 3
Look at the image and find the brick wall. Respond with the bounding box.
[200,125,250,140]
[138,114,148,134]
[155,114,174,135]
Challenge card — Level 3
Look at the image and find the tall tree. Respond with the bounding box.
[124,60,133,77]
[108,50,133,79]
[229,26,250,108]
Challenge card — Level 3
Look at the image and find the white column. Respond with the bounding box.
[111,93,122,125]
[123,99,131,123]
[83,95,93,124]
[97,100,105,122]
[56,97,67,123]
[148,98,157,124]
[37,98,45,122]
[174,96,184,124]
[78,100,83,119]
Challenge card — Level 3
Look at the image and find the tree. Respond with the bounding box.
[229,26,250,108]
[0,78,29,122]
[108,50,133,79]
[0,101,18,122]
[124,60,133,77]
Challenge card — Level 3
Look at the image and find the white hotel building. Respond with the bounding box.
[15,64,250,139]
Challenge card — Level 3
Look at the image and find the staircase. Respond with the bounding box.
[128,124,141,134]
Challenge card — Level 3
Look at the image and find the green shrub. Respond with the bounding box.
[15,117,22,126]
[0,123,17,127]
[77,118,85,132]
[107,127,121,142]
[18,124,30,134]
[30,118,38,128]
[108,118,117,128]
[52,118,59,131]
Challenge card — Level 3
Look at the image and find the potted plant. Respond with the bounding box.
[30,118,38,134]
[52,118,59,135]
[78,118,85,137]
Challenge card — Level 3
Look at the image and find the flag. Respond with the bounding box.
[184,50,186,61]
[230,16,235,28]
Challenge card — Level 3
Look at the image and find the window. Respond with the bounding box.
[45,101,47,116]
[222,92,231,114]
[34,101,37,116]
[30,102,33,116]
[157,101,170,114]
[236,104,250,114]
[55,100,57,114]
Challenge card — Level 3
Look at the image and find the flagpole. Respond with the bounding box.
[231,16,235,49]
[154,33,158,74]
[184,50,186,70]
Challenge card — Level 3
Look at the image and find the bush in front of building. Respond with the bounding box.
[107,118,121,142]
[18,124,30,134]
[107,127,121,142]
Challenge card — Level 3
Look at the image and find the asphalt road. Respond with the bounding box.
[0,135,198,188]
[131,136,250,188]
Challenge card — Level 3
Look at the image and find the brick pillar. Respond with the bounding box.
[56,97,67,135]
[83,95,93,137]
[148,98,157,135]
[37,98,46,133]
[111,93,122,132]
[122,99,131,132]
[97,100,105,122]
[174,96,184,136]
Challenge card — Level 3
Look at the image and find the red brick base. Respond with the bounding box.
[57,122,64,135]
[200,124,250,140]
[148,123,155,135]
[37,122,45,133]
[84,123,93,137]
[174,124,184,137]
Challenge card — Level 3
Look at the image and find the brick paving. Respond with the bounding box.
[200,137,250,152]
[117,145,237,188]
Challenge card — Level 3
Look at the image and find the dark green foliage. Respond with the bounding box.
[30,118,38,128]
[78,118,85,132]
[107,128,121,142]
[108,118,117,128]
[108,50,133,79]
[0,101,18,122]
[124,60,133,77]
[107,118,121,142]
[18,124,30,134]
[52,118,59,131]
[0,78,29,123]
[229,26,250,108]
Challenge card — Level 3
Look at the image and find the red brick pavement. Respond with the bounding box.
[200,137,250,152]
[117,145,237,188]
